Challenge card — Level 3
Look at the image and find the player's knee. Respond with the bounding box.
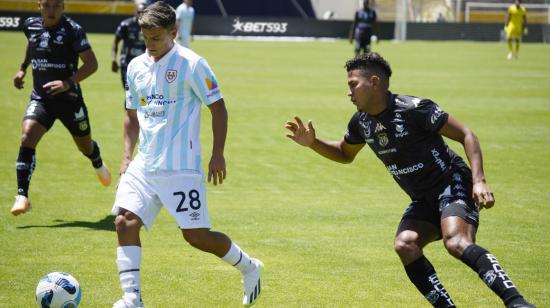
[394,234,420,258]
[114,212,140,234]
[20,131,38,148]
[443,235,472,258]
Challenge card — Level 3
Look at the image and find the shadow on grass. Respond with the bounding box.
[17,215,115,231]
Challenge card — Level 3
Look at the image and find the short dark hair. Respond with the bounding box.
[345,52,392,81]
[138,1,176,29]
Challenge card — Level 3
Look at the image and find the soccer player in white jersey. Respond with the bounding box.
[112,2,263,307]
[175,0,194,47]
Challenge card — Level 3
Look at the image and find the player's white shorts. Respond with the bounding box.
[112,162,211,230]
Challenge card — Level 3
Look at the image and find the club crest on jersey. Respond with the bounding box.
[378,133,389,147]
[165,69,177,83]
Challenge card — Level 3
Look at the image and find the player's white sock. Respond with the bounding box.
[117,246,142,304]
[222,242,255,274]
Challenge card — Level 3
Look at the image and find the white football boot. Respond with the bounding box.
[11,195,31,216]
[242,258,264,307]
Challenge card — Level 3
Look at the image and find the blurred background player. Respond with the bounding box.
[11,0,111,216]
[175,0,194,47]
[349,0,378,56]
[112,2,263,307]
[112,1,146,95]
[285,53,535,308]
[505,0,527,60]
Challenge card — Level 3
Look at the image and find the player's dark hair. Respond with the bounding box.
[138,1,176,29]
[345,52,392,82]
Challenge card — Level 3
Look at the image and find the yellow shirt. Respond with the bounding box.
[508,4,526,28]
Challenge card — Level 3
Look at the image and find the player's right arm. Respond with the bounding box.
[120,108,139,175]
[13,42,31,89]
[111,35,121,73]
[348,12,358,43]
[285,116,364,163]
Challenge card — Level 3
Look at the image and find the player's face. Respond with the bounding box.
[347,69,375,112]
[39,0,64,27]
[142,27,177,61]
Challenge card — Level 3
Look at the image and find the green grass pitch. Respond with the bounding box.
[0,31,549,307]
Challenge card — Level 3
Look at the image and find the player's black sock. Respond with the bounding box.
[84,140,103,168]
[404,255,455,307]
[16,146,36,197]
[461,244,528,307]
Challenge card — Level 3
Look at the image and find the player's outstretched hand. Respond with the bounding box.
[43,80,70,95]
[13,70,26,89]
[285,116,315,147]
[473,181,495,210]
[208,153,226,186]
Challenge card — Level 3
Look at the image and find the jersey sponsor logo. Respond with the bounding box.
[53,34,64,45]
[431,149,446,171]
[143,94,176,106]
[165,69,177,83]
[205,77,220,99]
[205,77,218,90]
[394,123,409,138]
[31,59,67,71]
[144,110,166,119]
[377,148,396,155]
[231,17,288,34]
[387,162,424,176]
[377,133,389,147]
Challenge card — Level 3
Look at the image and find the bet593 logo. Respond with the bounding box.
[0,17,21,28]
[232,17,288,34]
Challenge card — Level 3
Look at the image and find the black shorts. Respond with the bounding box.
[396,167,480,239]
[23,95,91,137]
[355,29,373,52]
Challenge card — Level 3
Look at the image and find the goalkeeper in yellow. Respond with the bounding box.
[505,0,527,60]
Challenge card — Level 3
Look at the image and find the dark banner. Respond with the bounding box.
[0,11,545,42]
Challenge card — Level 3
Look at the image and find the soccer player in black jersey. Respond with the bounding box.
[349,0,378,56]
[285,53,535,308]
[11,0,111,216]
[111,2,146,91]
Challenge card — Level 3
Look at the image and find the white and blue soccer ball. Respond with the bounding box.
[35,272,82,308]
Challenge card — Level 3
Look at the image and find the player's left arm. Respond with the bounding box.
[43,48,98,95]
[439,115,495,209]
[207,99,228,186]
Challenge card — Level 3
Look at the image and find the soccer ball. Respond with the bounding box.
[370,35,378,43]
[35,272,82,308]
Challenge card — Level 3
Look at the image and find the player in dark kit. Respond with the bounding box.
[285,53,535,308]
[349,0,378,56]
[11,0,111,216]
[111,2,146,91]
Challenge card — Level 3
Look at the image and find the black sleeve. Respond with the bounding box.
[344,112,366,144]
[409,99,449,133]
[71,23,92,53]
[22,17,32,38]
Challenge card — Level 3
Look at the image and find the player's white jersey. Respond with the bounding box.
[176,3,194,47]
[125,43,222,172]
